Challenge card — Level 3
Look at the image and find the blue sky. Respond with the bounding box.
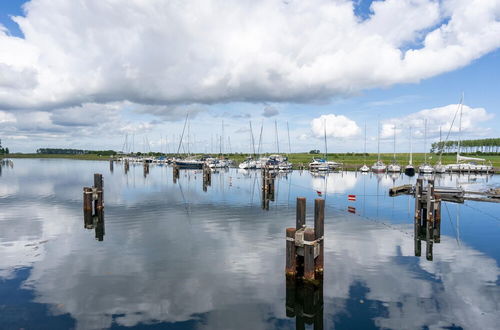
[0,0,499,153]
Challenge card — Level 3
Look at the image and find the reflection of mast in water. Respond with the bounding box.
[362,172,366,217]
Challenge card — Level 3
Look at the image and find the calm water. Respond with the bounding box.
[1,159,499,330]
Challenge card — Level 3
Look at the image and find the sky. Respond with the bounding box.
[0,0,499,154]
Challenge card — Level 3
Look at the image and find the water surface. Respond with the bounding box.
[1,159,499,329]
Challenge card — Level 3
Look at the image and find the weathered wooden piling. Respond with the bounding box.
[286,228,297,277]
[303,228,316,281]
[296,197,306,229]
[202,164,211,191]
[261,166,275,210]
[109,159,114,172]
[94,173,103,210]
[83,175,105,240]
[286,197,325,282]
[314,199,325,276]
[83,187,93,228]
[143,162,150,177]
[413,178,441,261]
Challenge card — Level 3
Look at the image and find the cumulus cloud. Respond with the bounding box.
[311,114,361,138]
[381,104,494,138]
[262,106,279,118]
[0,0,498,111]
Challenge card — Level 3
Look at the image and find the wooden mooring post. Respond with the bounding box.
[261,167,275,210]
[109,159,114,172]
[414,178,441,261]
[83,174,105,241]
[286,197,325,282]
[143,162,150,177]
[173,164,179,184]
[202,164,211,191]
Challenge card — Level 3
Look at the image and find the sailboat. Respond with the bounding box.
[404,126,415,176]
[174,113,205,169]
[239,121,257,169]
[387,124,401,172]
[309,119,331,171]
[359,123,369,172]
[371,121,387,173]
[418,119,434,174]
[445,95,493,173]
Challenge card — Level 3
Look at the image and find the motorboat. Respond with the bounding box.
[309,158,329,171]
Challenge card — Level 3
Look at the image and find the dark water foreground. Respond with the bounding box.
[0,159,499,330]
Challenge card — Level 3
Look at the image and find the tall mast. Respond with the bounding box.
[176,113,189,156]
[257,120,263,156]
[377,121,381,162]
[249,121,256,156]
[324,119,328,160]
[439,126,443,163]
[287,121,291,155]
[363,122,367,164]
[393,124,396,161]
[409,126,413,165]
[424,119,428,164]
[457,93,464,162]
[221,120,225,155]
[275,120,279,154]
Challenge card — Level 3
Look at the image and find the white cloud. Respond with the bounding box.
[0,110,16,124]
[0,0,498,110]
[381,103,494,138]
[311,114,361,138]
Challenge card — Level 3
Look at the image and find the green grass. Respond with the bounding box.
[3,152,500,171]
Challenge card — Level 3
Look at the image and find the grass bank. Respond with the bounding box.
[4,153,500,171]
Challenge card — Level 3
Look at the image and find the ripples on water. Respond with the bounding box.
[0,159,499,329]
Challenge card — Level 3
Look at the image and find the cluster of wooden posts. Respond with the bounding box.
[202,164,211,191]
[286,197,325,282]
[285,197,325,329]
[261,167,275,210]
[414,178,441,261]
[83,174,105,241]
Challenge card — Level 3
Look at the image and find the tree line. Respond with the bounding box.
[36,148,117,156]
[0,139,9,155]
[431,138,500,154]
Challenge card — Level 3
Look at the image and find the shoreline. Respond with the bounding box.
[3,153,499,174]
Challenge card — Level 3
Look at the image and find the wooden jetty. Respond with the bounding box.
[390,181,500,203]
[286,197,325,282]
[83,173,105,241]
